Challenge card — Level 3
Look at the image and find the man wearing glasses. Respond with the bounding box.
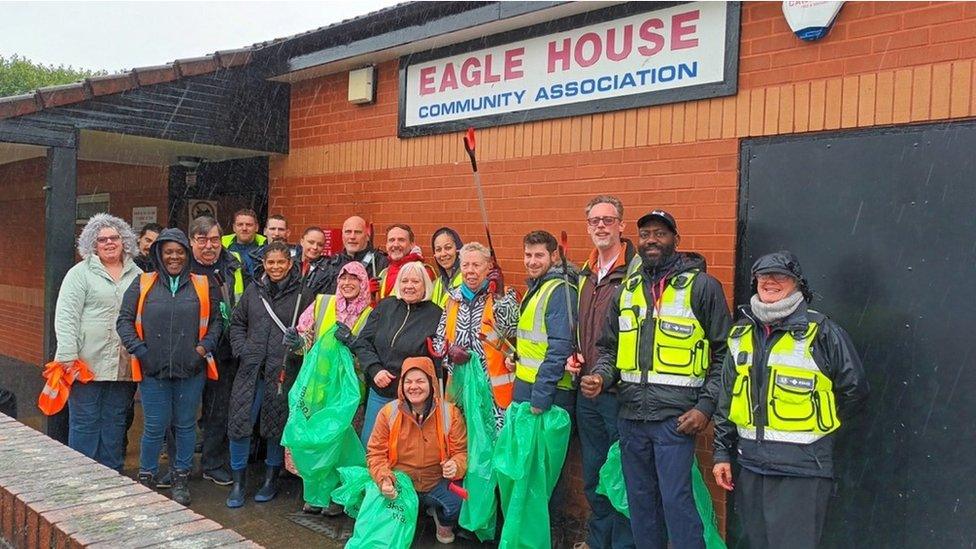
[566,196,639,549]
[580,210,731,549]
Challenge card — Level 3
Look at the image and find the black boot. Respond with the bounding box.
[226,468,247,508]
[254,465,281,503]
[137,471,156,490]
[171,469,191,506]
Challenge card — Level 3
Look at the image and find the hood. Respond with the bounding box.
[397,356,442,408]
[431,227,463,279]
[533,261,579,286]
[150,228,191,277]
[640,250,708,281]
[750,250,812,302]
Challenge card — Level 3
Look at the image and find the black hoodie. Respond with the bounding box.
[117,228,222,379]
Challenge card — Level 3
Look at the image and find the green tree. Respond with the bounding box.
[0,54,108,98]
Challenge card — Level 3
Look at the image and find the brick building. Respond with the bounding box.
[1,2,975,545]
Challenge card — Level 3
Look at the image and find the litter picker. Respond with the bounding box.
[462,128,497,265]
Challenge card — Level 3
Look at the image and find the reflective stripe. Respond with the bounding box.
[737,426,825,445]
[491,373,515,386]
[517,356,542,368]
[620,371,705,387]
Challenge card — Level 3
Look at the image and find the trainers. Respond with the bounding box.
[156,470,172,489]
[322,502,344,517]
[427,507,455,544]
[203,468,233,486]
[137,471,156,490]
[302,503,323,514]
[171,469,191,506]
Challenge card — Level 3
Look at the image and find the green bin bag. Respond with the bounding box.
[446,355,500,542]
[596,441,727,549]
[345,469,419,549]
[493,401,571,549]
[281,327,366,507]
[331,466,373,519]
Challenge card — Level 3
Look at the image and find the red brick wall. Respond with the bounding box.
[0,158,168,364]
[269,0,976,536]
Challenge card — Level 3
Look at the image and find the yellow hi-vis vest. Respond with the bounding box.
[221,233,266,249]
[225,251,245,302]
[616,271,708,387]
[431,270,463,308]
[312,294,372,341]
[726,319,839,445]
[516,278,575,391]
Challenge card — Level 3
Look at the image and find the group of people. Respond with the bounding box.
[52,197,868,548]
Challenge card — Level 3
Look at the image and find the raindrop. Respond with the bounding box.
[904,324,910,329]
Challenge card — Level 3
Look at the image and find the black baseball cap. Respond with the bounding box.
[637,210,678,233]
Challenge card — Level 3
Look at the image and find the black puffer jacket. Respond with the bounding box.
[227,270,315,441]
[117,229,222,379]
[352,296,442,399]
[320,247,389,294]
[593,252,731,421]
[713,303,869,478]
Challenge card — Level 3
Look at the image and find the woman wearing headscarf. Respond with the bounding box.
[712,251,869,549]
[226,242,315,508]
[56,213,142,472]
[430,227,464,308]
[353,261,443,446]
[117,228,221,505]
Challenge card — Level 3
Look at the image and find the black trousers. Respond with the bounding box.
[199,357,238,472]
[735,468,832,549]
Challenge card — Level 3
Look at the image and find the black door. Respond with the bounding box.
[736,122,976,548]
[168,156,268,232]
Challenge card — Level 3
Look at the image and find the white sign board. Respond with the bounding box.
[399,2,738,136]
[131,206,157,232]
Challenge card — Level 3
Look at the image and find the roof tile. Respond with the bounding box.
[216,49,253,69]
[174,56,220,77]
[36,83,90,109]
[87,73,139,97]
[0,94,41,120]
[133,65,180,86]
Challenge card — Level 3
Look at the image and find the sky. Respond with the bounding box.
[0,1,401,73]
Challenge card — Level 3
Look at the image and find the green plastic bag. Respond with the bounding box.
[331,466,372,519]
[446,355,499,542]
[493,401,571,549]
[596,441,727,549]
[346,469,419,549]
[280,327,365,507]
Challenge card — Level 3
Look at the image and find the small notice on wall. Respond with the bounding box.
[188,200,218,222]
[132,207,158,231]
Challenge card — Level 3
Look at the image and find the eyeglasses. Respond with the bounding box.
[193,236,222,246]
[638,229,672,240]
[96,235,121,244]
[586,216,620,227]
[756,273,794,283]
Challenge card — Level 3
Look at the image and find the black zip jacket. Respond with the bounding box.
[352,296,442,399]
[713,302,869,478]
[593,252,731,421]
[320,247,389,294]
[191,249,243,362]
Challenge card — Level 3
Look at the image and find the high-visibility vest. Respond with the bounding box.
[431,270,463,309]
[38,360,94,416]
[221,233,266,250]
[225,251,245,302]
[615,270,708,387]
[385,399,453,465]
[132,272,218,382]
[443,294,514,409]
[576,253,642,346]
[311,294,372,341]
[515,278,575,391]
[726,318,839,445]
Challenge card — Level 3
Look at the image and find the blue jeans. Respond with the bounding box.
[229,381,284,471]
[139,373,205,475]
[419,479,463,527]
[618,417,703,549]
[360,389,394,447]
[578,393,635,549]
[68,381,135,472]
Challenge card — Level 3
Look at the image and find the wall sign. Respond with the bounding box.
[131,206,158,231]
[398,2,740,137]
[188,199,218,222]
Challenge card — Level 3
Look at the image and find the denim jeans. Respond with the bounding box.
[139,373,206,475]
[229,381,284,471]
[578,393,635,549]
[419,478,463,527]
[618,417,704,549]
[360,389,395,447]
[68,381,136,472]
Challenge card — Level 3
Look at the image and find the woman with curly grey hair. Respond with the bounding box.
[54,213,142,471]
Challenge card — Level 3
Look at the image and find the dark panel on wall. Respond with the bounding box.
[737,122,976,547]
[168,157,269,232]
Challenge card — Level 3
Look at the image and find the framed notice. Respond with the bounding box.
[131,206,158,231]
[398,2,740,137]
[188,199,218,222]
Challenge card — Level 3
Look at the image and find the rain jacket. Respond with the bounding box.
[713,302,869,478]
[366,357,468,492]
[512,263,579,412]
[55,255,142,381]
[117,229,222,379]
[191,248,243,364]
[576,239,640,376]
[593,252,731,421]
[320,246,389,294]
[352,296,443,399]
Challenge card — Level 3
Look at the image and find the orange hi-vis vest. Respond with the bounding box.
[132,272,218,382]
[38,360,94,416]
[443,294,514,409]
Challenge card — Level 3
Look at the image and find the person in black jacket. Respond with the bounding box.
[352,260,442,446]
[712,251,868,549]
[117,228,221,505]
[581,210,731,549]
[225,242,315,508]
[134,222,162,272]
[319,216,388,295]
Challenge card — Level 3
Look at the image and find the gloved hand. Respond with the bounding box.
[131,344,149,360]
[334,323,355,346]
[448,344,470,365]
[283,327,302,351]
[368,278,381,295]
[487,266,504,295]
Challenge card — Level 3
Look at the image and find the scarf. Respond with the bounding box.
[750,291,804,325]
[460,280,488,302]
[336,261,370,327]
[383,245,424,296]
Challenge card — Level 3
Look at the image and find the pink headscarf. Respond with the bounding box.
[336,261,370,327]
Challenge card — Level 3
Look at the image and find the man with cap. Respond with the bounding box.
[712,251,868,549]
[581,210,731,549]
